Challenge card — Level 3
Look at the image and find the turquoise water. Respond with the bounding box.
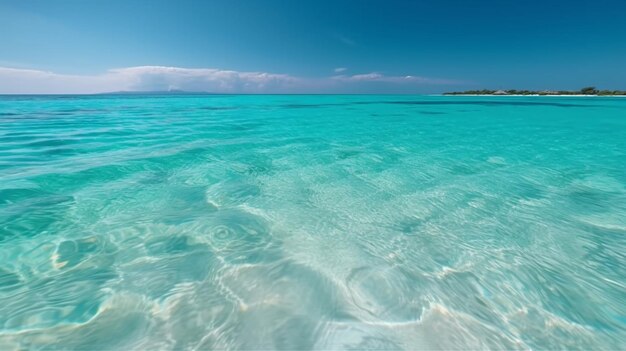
[0,95,625,350]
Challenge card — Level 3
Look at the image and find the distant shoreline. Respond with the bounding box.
[442,94,626,97]
[444,87,626,97]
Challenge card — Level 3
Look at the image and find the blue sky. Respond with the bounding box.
[1,0,625,93]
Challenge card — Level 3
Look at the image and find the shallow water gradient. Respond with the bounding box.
[0,95,625,350]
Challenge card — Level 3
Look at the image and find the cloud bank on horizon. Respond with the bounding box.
[0,66,461,94]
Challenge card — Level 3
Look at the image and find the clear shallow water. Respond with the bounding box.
[0,94,625,350]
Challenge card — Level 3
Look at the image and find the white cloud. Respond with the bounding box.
[0,67,127,94]
[0,66,300,94]
[334,67,347,73]
[0,66,460,94]
[332,72,459,85]
[109,66,300,93]
[335,72,384,81]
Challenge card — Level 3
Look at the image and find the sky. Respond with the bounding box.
[1,0,625,94]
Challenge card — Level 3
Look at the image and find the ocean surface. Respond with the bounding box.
[0,95,625,350]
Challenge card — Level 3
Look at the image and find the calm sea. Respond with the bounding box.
[1,95,625,349]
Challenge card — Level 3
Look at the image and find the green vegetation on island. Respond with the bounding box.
[444,87,626,96]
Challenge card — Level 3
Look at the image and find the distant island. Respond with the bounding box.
[444,87,626,96]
